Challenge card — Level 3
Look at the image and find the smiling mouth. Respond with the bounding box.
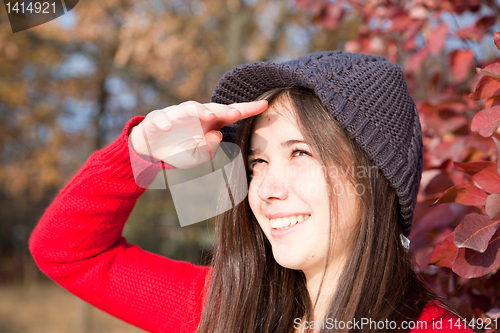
[270,214,311,230]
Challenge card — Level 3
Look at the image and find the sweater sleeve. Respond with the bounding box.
[410,302,476,333]
[29,116,210,333]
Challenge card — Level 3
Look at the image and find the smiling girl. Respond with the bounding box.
[30,52,474,332]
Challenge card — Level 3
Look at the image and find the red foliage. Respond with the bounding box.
[429,233,458,269]
[454,161,500,193]
[450,50,475,82]
[454,214,500,253]
[485,193,500,220]
[433,184,487,206]
[468,76,500,100]
[453,228,500,278]
[495,32,500,50]
[297,0,500,324]
[470,106,500,137]
[477,62,500,78]
[428,24,449,55]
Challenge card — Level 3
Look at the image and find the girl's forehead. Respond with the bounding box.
[253,101,298,129]
[250,105,305,150]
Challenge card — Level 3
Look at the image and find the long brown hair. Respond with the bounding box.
[196,87,436,333]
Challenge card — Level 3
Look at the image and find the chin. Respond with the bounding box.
[271,249,307,271]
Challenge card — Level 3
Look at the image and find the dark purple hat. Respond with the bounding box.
[210,51,423,236]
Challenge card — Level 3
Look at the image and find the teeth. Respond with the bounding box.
[270,214,310,230]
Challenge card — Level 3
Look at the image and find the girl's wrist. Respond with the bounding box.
[128,123,161,163]
[128,123,146,155]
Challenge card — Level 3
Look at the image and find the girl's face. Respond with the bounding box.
[247,102,359,276]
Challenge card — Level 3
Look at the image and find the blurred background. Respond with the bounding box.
[0,0,499,332]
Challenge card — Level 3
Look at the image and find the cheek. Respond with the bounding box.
[292,165,329,200]
[247,178,261,215]
[247,180,271,239]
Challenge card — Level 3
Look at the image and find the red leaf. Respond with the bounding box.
[428,24,448,55]
[295,0,324,14]
[455,26,482,41]
[470,106,500,137]
[450,50,474,82]
[390,12,413,33]
[403,20,425,41]
[452,228,500,278]
[493,136,500,174]
[468,76,500,101]
[486,193,500,221]
[449,0,481,14]
[411,204,457,241]
[429,233,458,269]
[485,96,500,108]
[454,213,500,252]
[454,161,500,193]
[319,2,344,30]
[495,32,500,51]
[433,184,487,206]
[476,16,497,31]
[418,102,468,134]
[427,137,466,167]
[477,62,500,79]
[407,46,428,73]
[402,38,416,51]
[425,173,454,196]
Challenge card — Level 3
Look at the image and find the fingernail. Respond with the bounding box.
[161,120,170,128]
[204,109,214,115]
[229,108,239,113]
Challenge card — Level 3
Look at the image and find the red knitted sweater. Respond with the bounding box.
[29,117,475,333]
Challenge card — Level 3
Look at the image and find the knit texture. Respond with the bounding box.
[211,51,423,236]
[29,118,472,333]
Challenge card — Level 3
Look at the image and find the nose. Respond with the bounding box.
[256,167,289,201]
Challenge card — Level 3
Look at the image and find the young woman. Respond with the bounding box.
[29,52,475,332]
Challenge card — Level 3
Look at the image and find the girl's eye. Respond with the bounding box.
[249,159,267,171]
[292,149,311,157]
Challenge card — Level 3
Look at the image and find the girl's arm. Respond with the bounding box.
[29,116,209,333]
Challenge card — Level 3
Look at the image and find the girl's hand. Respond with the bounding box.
[129,100,268,168]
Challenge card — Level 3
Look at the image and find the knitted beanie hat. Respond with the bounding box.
[210,51,423,237]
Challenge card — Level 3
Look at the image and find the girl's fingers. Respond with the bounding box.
[171,100,268,126]
[228,100,268,119]
[170,101,220,125]
[199,130,223,161]
[144,100,268,139]
[204,130,223,143]
[204,100,268,119]
[202,100,268,126]
[175,101,211,120]
[197,103,239,122]
[146,110,172,131]
[197,107,217,123]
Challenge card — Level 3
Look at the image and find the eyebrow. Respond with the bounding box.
[248,139,308,157]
